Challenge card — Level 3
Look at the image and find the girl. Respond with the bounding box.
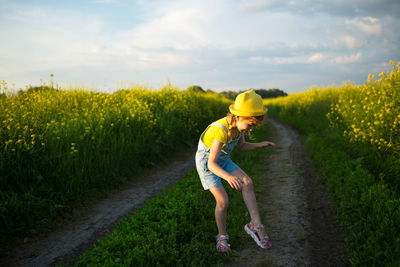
[195,89,276,252]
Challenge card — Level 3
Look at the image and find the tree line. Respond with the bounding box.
[187,85,288,99]
[6,84,287,100]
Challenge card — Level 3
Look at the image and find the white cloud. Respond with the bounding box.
[237,0,400,18]
[332,52,362,64]
[333,35,364,49]
[249,55,307,64]
[238,0,279,11]
[0,5,106,72]
[118,7,208,50]
[250,51,328,65]
[123,50,190,68]
[346,17,382,35]
[307,53,326,63]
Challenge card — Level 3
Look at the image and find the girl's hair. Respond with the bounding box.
[226,113,265,140]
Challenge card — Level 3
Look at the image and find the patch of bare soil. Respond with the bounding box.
[1,147,196,267]
[227,118,349,266]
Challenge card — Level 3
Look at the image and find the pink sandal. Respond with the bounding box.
[244,222,272,248]
[216,234,231,252]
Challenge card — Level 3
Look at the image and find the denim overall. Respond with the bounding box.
[195,122,242,190]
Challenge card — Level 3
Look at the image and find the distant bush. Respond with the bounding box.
[187,85,205,93]
[255,88,287,98]
[219,90,238,100]
[17,85,59,96]
[220,88,287,100]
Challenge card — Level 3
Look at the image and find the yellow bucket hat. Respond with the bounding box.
[229,89,267,116]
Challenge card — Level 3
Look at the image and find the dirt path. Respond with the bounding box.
[2,148,196,267]
[228,118,347,266]
[3,118,348,267]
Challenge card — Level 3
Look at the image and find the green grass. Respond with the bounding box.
[64,123,273,266]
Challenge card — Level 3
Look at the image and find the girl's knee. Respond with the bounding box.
[242,176,254,190]
[216,196,229,210]
[210,186,229,210]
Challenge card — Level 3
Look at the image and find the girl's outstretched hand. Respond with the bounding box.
[226,175,243,190]
[259,141,277,148]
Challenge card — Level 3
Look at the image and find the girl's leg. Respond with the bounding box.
[209,185,230,252]
[230,168,267,238]
[209,185,229,235]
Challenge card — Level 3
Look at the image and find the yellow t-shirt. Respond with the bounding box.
[202,117,239,148]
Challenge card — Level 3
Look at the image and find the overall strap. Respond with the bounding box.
[210,122,242,141]
[209,122,231,154]
[198,122,228,145]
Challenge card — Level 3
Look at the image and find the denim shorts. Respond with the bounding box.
[195,153,240,190]
[195,121,242,190]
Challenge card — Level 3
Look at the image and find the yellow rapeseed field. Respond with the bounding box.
[328,61,400,154]
[264,61,400,157]
[0,83,231,239]
[1,85,229,157]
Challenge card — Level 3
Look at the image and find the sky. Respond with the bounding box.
[0,0,399,94]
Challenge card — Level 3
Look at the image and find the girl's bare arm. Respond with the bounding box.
[207,139,243,190]
[236,135,276,152]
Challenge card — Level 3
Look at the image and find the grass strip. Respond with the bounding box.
[64,123,273,266]
[305,135,400,266]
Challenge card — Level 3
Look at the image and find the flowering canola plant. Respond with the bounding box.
[328,61,400,155]
[264,61,400,158]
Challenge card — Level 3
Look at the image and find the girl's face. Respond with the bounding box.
[236,117,257,133]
